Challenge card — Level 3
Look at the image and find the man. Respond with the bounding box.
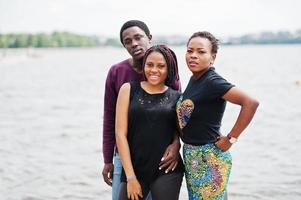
[101,20,181,200]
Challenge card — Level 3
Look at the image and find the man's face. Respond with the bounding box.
[122,26,152,60]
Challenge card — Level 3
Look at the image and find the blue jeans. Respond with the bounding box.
[112,154,122,200]
[113,154,152,200]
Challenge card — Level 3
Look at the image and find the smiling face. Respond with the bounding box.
[186,36,216,76]
[122,26,152,60]
[144,51,168,86]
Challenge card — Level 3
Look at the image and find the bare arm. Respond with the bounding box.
[215,87,259,151]
[115,83,143,200]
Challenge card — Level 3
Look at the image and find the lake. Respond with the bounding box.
[1,45,301,200]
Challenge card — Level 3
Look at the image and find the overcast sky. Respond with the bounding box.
[1,0,300,38]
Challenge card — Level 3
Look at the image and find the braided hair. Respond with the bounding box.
[142,45,179,89]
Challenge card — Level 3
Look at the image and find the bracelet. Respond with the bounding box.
[126,175,137,182]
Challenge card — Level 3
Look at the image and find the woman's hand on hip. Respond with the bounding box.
[215,135,232,152]
[159,137,180,173]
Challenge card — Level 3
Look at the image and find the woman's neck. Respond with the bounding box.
[141,81,168,94]
[192,67,210,80]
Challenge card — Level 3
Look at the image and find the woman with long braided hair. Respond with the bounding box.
[115,45,184,200]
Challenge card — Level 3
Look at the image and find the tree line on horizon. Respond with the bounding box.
[223,30,301,45]
[0,32,100,48]
[1,30,301,48]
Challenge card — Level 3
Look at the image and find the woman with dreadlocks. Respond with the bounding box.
[115,45,184,200]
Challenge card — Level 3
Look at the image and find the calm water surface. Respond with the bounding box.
[0,45,301,200]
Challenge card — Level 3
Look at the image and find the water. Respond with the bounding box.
[0,45,301,200]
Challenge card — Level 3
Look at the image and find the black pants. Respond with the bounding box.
[118,172,183,200]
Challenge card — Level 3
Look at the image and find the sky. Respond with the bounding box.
[0,0,300,38]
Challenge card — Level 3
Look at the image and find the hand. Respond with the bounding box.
[215,135,232,152]
[127,179,143,200]
[159,139,180,173]
[102,163,114,186]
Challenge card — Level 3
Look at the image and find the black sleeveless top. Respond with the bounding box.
[121,81,184,184]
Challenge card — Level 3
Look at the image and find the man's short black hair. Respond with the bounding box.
[120,20,150,45]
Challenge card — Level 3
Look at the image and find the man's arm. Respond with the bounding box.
[102,68,117,186]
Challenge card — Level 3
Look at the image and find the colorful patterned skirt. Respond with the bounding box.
[183,143,232,200]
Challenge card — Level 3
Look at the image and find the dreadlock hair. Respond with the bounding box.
[120,20,150,45]
[187,31,219,54]
[142,45,179,90]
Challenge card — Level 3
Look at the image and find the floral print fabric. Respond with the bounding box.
[183,143,232,200]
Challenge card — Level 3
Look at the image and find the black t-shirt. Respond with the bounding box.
[176,67,234,145]
[121,81,184,184]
